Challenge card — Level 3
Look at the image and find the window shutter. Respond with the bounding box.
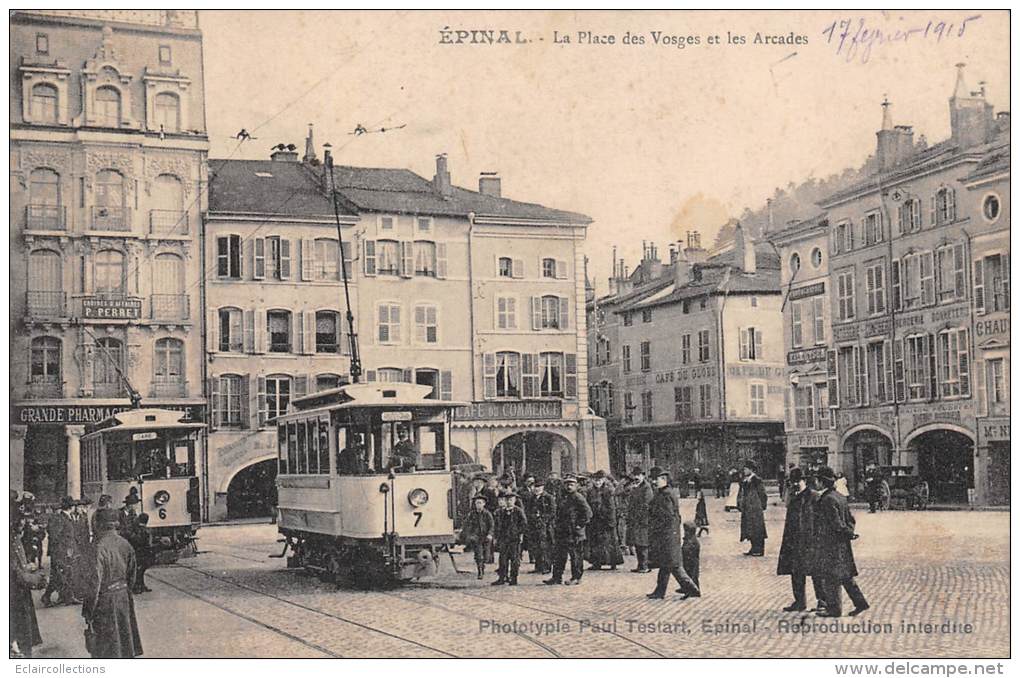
[279,238,292,280]
[953,244,965,299]
[891,259,902,311]
[897,202,905,235]
[753,328,763,360]
[921,251,935,306]
[255,375,267,428]
[209,376,221,429]
[440,370,452,400]
[893,340,905,402]
[826,349,838,409]
[253,237,266,280]
[207,309,219,353]
[558,296,569,330]
[855,345,868,406]
[565,353,577,398]
[522,353,539,398]
[239,374,250,429]
[304,310,316,354]
[926,334,937,400]
[365,369,376,383]
[400,240,413,278]
[294,374,308,399]
[512,258,524,279]
[531,296,541,330]
[739,328,749,360]
[947,189,956,221]
[435,242,448,279]
[930,194,937,226]
[556,259,567,279]
[1003,253,1010,310]
[254,309,267,354]
[243,309,255,353]
[865,267,875,314]
[360,239,376,276]
[959,328,970,396]
[493,296,502,329]
[414,305,425,343]
[483,353,496,399]
[883,341,894,404]
[399,368,412,384]
[972,257,985,314]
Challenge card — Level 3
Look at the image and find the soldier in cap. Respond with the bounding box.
[81,508,143,658]
[737,460,768,556]
[585,470,623,570]
[626,467,654,572]
[523,477,556,574]
[544,475,592,586]
[42,496,79,606]
[492,490,528,586]
[813,466,869,618]
[461,495,494,579]
[646,468,701,600]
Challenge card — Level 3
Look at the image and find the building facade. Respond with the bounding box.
[816,65,1009,504]
[10,10,209,507]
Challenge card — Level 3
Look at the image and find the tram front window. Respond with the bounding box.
[335,421,447,475]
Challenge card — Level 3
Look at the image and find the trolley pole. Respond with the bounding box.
[324,146,362,384]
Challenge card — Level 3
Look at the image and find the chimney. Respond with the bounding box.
[478,171,501,197]
[433,153,452,197]
[875,97,898,171]
[645,242,662,280]
[733,222,756,274]
[673,245,691,286]
[684,230,708,264]
[893,124,915,163]
[617,261,633,295]
[950,63,995,148]
[270,143,299,162]
[765,198,774,234]
[303,124,317,164]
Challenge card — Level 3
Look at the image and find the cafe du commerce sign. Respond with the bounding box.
[13,403,206,426]
[82,296,142,320]
[454,401,563,422]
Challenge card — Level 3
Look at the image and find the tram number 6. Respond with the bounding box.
[412,511,423,527]
[158,508,167,520]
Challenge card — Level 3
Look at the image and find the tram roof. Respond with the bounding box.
[83,408,207,437]
[283,382,467,419]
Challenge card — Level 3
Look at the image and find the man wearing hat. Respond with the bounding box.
[585,470,623,571]
[813,466,869,618]
[461,494,494,579]
[523,478,556,574]
[544,475,592,586]
[81,508,143,658]
[492,490,528,585]
[627,467,654,573]
[737,460,768,556]
[42,496,79,606]
[118,488,141,537]
[776,467,826,612]
[646,467,700,600]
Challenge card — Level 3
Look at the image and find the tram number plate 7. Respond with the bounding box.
[412,511,423,527]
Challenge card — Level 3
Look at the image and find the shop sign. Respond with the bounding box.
[787,347,826,365]
[863,318,891,337]
[787,431,835,448]
[974,314,1010,342]
[832,324,859,342]
[654,364,717,383]
[726,364,785,378]
[838,407,894,430]
[789,282,825,300]
[82,296,142,320]
[901,401,974,431]
[454,400,563,422]
[980,418,1010,442]
[13,403,206,425]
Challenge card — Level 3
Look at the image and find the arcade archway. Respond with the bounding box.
[226,459,278,519]
[492,431,575,479]
[908,428,974,504]
[843,427,894,494]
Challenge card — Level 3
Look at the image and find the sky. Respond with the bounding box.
[199,10,1009,293]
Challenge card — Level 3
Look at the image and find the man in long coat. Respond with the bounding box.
[544,475,592,586]
[646,468,700,599]
[523,478,556,574]
[626,467,653,572]
[81,509,143,658]
[813,467,869,618]
[713,465,728,499]
[11,511,45,657]
[585,471,623,570]
[42,496,78,606]
[776,468,826,612]
[737,461,768,556]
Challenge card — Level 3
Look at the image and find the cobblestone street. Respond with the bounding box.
[29,498,1008,659]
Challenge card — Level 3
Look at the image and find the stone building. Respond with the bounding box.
[9,10,209,507]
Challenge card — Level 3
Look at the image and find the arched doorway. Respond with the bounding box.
[909,429,974,504]
[843,428,894,495]
[492,431,575,479]
[226,459,278,519]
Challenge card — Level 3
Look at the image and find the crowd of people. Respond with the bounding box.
[9,489,152,659]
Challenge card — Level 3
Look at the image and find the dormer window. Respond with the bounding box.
[36,33,49,55]
[29,84,58,124]
[94,86,122,127]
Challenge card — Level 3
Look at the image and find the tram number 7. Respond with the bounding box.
[412,511,423,527]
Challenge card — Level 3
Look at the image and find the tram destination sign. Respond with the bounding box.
[454,400,562,422]
[13,403,206,425]
[82,296,143,320]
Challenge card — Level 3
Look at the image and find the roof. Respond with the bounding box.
[962,145,1010,184]
[208,160,353,218]
[83,408,206,437]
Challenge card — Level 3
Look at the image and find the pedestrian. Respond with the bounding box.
[694,489,709,537]
[681,521,701,591]
[461,495,494,579]
[813,467,869,618]
[126,514,155,594]
[11,510,46,658]
[626,467,653,573]
[544,475,592,586]
[118,489,140,537]
[646,468,700,600]
[724,468,741,511]
[585,470,623,571]
[777,464,788,500]
[835,472,850,497]
[481,476,501,515]
[690,467,703,494]
[864,464,883,513]
[676,466,689,498]
[492,491,527,586]
[81,508,143,658]
[713,465,728,499]
[42,496,78,607]
[90,495,113,537]
[523,478,555,574]
[613,475,631,555]
[776,468,826,612]
[737,460,768,556]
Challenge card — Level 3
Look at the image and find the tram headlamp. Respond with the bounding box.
[408,488,429,507]
[153,490,171,506]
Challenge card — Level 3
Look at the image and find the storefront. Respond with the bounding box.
[977,417,1009,506]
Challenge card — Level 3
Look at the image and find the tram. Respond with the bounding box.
[275,382,466,587]
[80,408,204,555]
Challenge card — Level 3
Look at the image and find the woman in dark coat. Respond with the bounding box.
[10,514,45,658]
[776,468,825,612]
[646,468,700,599]
[81,509,143,659]
[585,471,623,569]
[626,468,653,572]
[736,461,768,556]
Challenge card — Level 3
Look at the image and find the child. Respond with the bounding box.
[681,521,701,595]
[492,490,528,586]
[462,495,494,579]
[694,489,709,537]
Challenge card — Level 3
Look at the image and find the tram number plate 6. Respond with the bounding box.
[412,511,423,527]
[158,508,167,520]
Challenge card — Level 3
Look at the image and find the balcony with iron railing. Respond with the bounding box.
[26,291,67,317]
[90,206,131,232]
[25,204,67,231]
[151,294,190,321]
[149,209,189,236]
[150,378,187,398]
[26,379,64,399]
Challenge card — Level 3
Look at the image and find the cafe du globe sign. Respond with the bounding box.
[82,296,142,320]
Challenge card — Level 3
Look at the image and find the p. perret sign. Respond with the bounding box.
[82,296,142,320]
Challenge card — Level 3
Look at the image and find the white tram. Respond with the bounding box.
[80,408,204,554]
[276,382,465,587]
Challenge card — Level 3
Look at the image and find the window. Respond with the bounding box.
[414,241,437,276]
[316,374,342,392]
[94,169,125,228]
[904,335,932,400]
[414,368,441,399]
[898,198,922,234]
[837,346,862,406]
[836,270,855,321]
[158,45,172,64]
[377,303,401,343]
[641,391,653,422]
[815,383,830,429]
[36,33,49,54]
[899,252,934,309]
[414,304,438,344]
[216,308,242,351]
[540,295,562,329]
[622,345,631,373]
[267,310,292,352]
[30,84,58,124]
[377,240,399,275]
[790,252,801,273]
[698,330,710,362]
[217,375,244,426]
[982,194,1001,222]
[315,311,340,353]
[791,301,804,348]
[264,236,292,280]
[217,235,242,278]
[937,328,970,398]
[739,327,763,361]
[376,368,405,383]
[542,258,556,278]
[864,211,884,246]
[494,352,520,398]
[93,338,124,390]
[865,262,886,315]
[154,92,180,133]
[681,334,691,364]
[974,254,1010,314]
[867,340,891,404]
[933,187,956,226]
[28,249,62,314]
[266,375,291,421]
[496,296,517,329]
[314,238,340,280]
[606,383,615,416]
[641,308,652,323]
[380,216,395,231]
[935,243,966,303]
[624,392,634,424]
[27,169,61,229]
[623,313,633,327]
[835,221,853,254]
[812,296,825,344]
[793,386,814,429]
[749,383,766,416]
[539,352,564,397]
[699,384,712,418]
[674,386,692,421]
[94,86,122,127]
[811,248,823,268]
[154,338,184,383]
[682,301,691,314]
[94,249,126,294]
[640,341,651,371]
[30,337,60,384]
[987,359,1006,407]
[498,257,513,277]
[416,217,431,233]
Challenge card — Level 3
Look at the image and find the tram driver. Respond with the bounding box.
[388,426,418,473]
[337,433,369,475]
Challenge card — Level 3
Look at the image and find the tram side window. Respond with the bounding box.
[170,441,194,477]
[287,422,298,474]
[107,442,134,480]
[278,425,289,474]
[296,421,308,473]
[336,425,371,475]
[415,423,446,471]
[318,418,330,474]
